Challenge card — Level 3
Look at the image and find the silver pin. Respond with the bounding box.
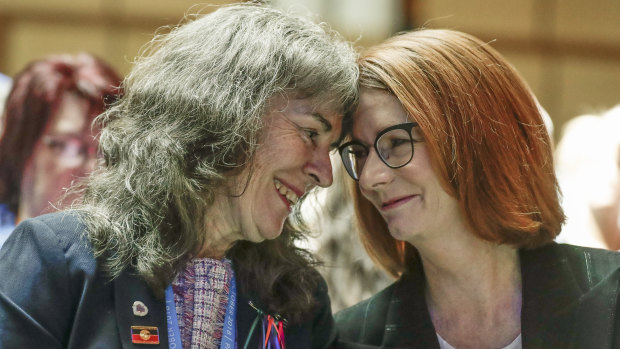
[132,300,149,317]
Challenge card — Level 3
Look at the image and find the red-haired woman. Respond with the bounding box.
[336,29,620,348]
[0,53,121,246]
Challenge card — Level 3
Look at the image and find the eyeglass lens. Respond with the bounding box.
[376,128,413,167]
[340,124,414,180]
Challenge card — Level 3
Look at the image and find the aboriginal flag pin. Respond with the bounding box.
[131,326,160,345]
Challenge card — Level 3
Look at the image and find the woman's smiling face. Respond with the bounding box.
[352,88,465,244]
[215,93,343,244]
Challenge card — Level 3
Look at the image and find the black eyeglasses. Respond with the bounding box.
[338,122,419,181]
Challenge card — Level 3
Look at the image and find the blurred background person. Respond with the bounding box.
[555,104,620,250]
[0,53,122,246]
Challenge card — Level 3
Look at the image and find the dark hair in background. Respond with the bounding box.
[0,53,122,215]
[76,3,358,323]
[352,29,564,278]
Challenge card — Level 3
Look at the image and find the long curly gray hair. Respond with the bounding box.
[75,3,358,321]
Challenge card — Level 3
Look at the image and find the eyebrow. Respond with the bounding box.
[311,113,332,132]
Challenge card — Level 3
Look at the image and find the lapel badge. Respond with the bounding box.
[132,300,149,317]
[131,326,160,345]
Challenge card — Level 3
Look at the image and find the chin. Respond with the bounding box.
[388,225,413,242]
[256,224,286,241]
[263,229,284,241]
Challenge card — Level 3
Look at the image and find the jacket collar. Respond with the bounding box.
[382,256,440,348]
[381,243,585,348]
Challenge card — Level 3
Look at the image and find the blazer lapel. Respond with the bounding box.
[520,243,582,348]
[572,269,620,348]
[382,261,440,349]
[114,270,169,349]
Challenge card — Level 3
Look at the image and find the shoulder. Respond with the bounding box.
[334,279,399,343]
[0,210,97,286]
[527,242,620,288]
[1,211,93,265]
[550,244,620,346]
[558,243,620,270]
[0,212,102,346]
[0,211,99,304]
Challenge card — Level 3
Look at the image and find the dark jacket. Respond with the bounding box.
[0,212,336,349]
[335,243,620,348]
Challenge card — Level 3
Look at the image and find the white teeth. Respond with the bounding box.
[274,179,299,205]
[286,191,298,204]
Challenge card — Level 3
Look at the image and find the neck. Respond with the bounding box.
[196,240,234,259]
[197,198,242,259]
[415,229,522,310]
[416,230,523,348]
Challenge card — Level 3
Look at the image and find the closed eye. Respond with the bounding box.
[390,138,410,147]
[304,129,319,140]
[348,148,368,159]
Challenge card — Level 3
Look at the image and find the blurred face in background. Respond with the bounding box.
[17,91,98,221]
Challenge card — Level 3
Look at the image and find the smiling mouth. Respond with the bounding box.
[381,195,416,210]
[274,179,300,208]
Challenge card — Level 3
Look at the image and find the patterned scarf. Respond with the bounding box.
[172,258,233,349]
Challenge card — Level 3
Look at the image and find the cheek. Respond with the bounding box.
[27,145,54,178]
[358,187,380,210]
[267,136,310,162]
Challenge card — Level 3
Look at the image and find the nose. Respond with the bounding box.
[359,148,391,190]
[304,147,334,188]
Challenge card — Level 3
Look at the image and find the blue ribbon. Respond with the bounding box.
[220,276,237,349]
[165,286,182,349]
[165,275,237,349]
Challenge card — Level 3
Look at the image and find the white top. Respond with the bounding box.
[436,333,522,349]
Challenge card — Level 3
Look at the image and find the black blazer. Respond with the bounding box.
[335,243,620,348]
[0,212,336,349]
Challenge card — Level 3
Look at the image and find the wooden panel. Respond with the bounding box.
[501,51,546,101]
[120,0,232,19]
[0,0,240,76]
[559,57,620,125]
[417,0,536,37]
[0,0,101,16]
[5,20,108,75]
[554,0,620,46]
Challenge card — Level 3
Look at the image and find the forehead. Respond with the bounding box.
[46,92,92,135]
[352,89,410,139]
[268,93,344,126]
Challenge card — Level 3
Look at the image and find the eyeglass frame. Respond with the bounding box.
[338,122,419,181]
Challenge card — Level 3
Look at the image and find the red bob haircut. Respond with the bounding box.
[351,29,565,278]
[0,53,122,214]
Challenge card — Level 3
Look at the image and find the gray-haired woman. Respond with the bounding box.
[0,4,358,348]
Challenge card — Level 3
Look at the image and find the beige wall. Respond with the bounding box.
[0,0,236,76]
[415,0,620,140]
[1,0,618,140]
